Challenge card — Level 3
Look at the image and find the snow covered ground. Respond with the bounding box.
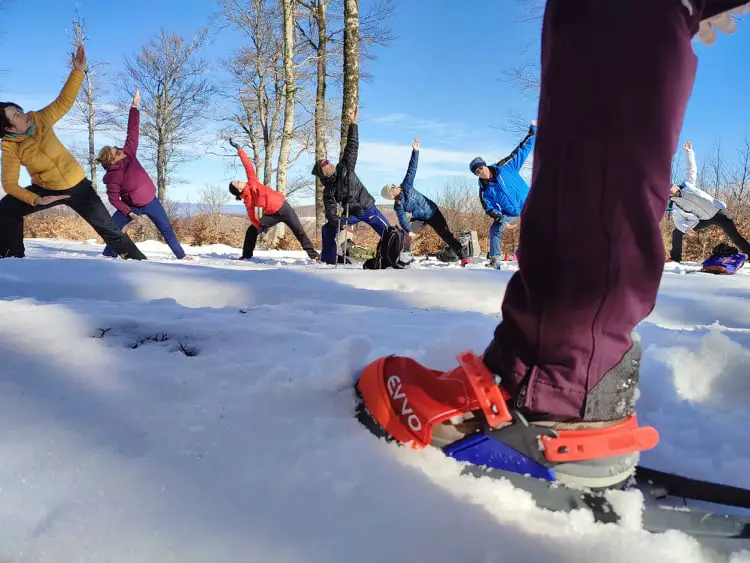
[1,237,750,562]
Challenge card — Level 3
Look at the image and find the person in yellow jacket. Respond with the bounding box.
[0,44,146,260]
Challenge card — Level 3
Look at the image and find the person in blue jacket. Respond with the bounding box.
[470,120,537,267]
[381,138,471,267]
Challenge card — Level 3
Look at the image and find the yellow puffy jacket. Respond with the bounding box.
[1,68,86,206]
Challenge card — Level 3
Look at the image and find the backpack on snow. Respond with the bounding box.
[434,229,480,262]
[700,243,746,275]
[363,226,410,270]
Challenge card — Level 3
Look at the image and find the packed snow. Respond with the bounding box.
[1,237,750,562]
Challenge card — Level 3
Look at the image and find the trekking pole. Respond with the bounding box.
[343,202,350,268]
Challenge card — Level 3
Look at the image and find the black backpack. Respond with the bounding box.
[711,242,739,258]
[363,226,408,270]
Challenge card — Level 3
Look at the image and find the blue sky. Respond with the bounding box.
[2,0,749,206]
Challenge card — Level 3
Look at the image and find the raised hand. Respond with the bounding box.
[35,194,70,207]
[412,137,420,151]
[229,138,241,150]
[698,4,750,46]
[531,120,537,127]
[72,44,86,72]
[349,106,358,124]
[684,140,692,151]
[132,89,141,109]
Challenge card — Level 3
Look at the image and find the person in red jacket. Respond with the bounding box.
[228,138,319,261]
[97,90,188,260]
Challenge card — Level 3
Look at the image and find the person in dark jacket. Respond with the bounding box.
[381,138,471,267]
[228,138,319,261]
[310,108,390,264]
[97,89,187,260]
[470,121,536,268]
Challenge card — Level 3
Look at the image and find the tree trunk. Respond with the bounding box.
[315,0,329,231]
[276,0,296,197]
[340,0,359,157]
[271,0,297,245]
[157,120,167,202]
[265,78,283,186]
[85,73,97,192]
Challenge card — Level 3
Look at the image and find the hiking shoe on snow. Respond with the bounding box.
[486,256,501,268]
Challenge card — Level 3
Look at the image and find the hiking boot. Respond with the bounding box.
[486,256,501,268]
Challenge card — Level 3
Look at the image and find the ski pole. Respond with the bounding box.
[343,202,350,268]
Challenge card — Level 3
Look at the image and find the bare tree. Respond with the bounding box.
[70,9,111,192]
[121,28,215,201]
[220,0,285,186]
[295,0,395,228]
[705,138,727,198]
[730,137,750,209]
[500,0,544,131]
[218,0,316,188]
[297,0,332,230]
[339,0,359,156]
[199,183,230,231]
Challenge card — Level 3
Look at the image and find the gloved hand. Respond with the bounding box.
[229,138,241,150]
[487,210,503,222]
[697,2,750,45]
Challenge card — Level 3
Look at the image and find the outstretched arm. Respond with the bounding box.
[123,90,141,155]
[394,202,411,232]
[106,182,132,216]
[246,202,261,229]
[503,121,537,172]
[36,45,86,127]
[479,184,501,219]
[341,107,359,171]
[400,138,420,191]
[1,146,37,205]
[238,148,260,185]
[683,140,697,187]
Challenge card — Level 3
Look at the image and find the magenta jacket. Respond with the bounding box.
[102,107,156,215]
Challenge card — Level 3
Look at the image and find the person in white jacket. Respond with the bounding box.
[668,140,750,262]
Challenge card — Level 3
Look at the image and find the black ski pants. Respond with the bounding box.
[242,201,318,259]
[424,210,467,260]
[0,179,147,260]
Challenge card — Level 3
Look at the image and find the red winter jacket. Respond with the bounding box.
[237,148,285,228]
[102,107,156,215]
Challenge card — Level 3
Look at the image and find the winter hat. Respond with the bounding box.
[228,181,242,201]
[381,184,397,200]
[311,158,329,178]
[469,157,487,174]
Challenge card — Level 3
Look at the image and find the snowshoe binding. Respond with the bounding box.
[354,351,750,540]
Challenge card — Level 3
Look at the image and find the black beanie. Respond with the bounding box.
[229,182,242,200]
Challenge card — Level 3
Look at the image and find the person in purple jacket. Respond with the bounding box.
[97,90,189,260]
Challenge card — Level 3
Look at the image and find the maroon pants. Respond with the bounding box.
[483,0,726,420]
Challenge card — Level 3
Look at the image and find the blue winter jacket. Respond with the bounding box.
[479,125,536,218]
[394,149,438,232]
